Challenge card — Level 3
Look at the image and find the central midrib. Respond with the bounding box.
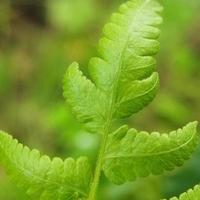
[88,1,153,199]
[104,130,196,159]
[106,0,151,118]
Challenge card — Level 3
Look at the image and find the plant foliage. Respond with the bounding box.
[103,122,199,185]
[0,131,92,200]
[63,0,162,133]
[0,0,199,199]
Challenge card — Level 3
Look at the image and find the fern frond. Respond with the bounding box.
[103,122,199,184]
[165,185,200,200]
[63,0,163,132]
[89,0,162,118]
[0,131,92,200]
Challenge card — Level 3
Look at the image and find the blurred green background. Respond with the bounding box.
[0,0,200,199]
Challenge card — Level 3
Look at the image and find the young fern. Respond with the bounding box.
[0,0,199,200]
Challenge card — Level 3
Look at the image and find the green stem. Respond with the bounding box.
[88,88,115,200]
[88,128,110,200]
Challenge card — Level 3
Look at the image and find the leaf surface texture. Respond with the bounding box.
[103,122,199,184]
[63,0,163,132]
[0,131,92,200]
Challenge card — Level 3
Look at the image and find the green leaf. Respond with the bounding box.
[0,131,92,200]
[63,0,163,132]
[103,122,199,184]
[166,185,200,200]
[89,0,162,118]
[63,62,107,133]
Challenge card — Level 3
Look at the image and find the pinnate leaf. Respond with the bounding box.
[0,131,92,200]
[64,0,163,132]
[103,122,199,184]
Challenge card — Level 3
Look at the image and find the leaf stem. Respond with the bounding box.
[88,126,110,200]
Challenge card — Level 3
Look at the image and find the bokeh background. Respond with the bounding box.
[0,0,200,199]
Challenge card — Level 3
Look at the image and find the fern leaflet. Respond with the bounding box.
[0,131,92,200]
[63,0,163,133]
[103,122,199,184]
